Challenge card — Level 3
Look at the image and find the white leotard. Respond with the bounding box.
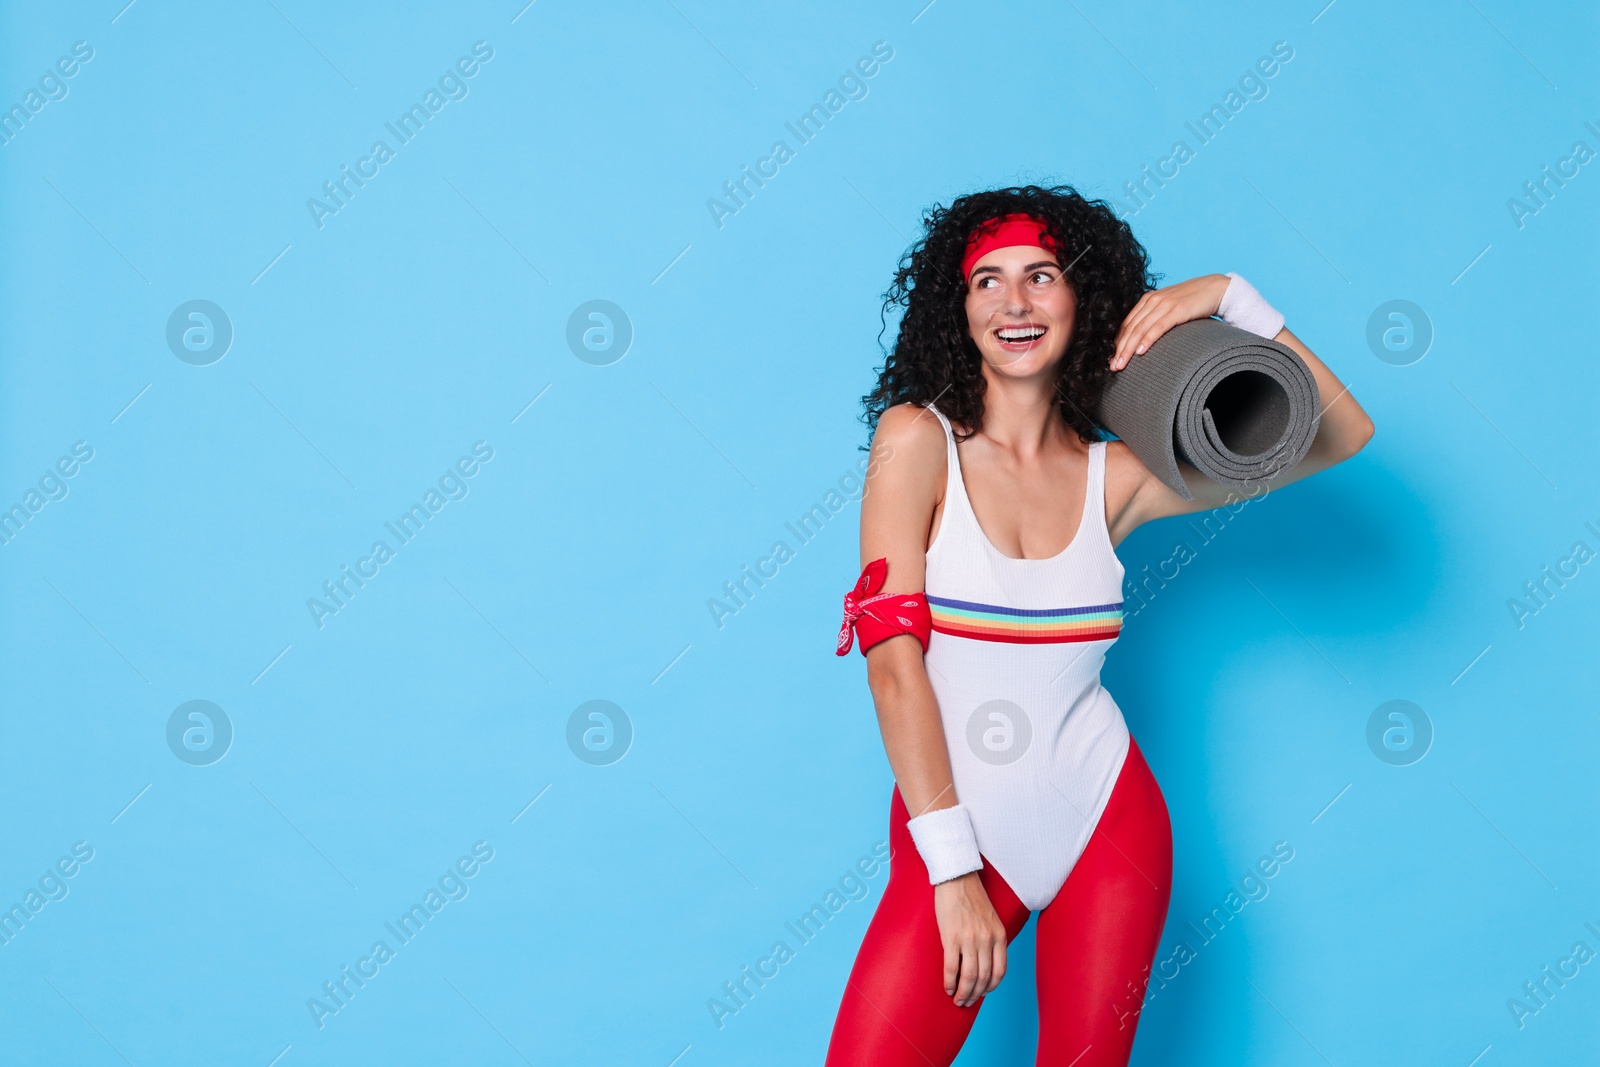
[922,402,1130,911]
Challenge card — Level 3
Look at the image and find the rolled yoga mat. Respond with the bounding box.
[1095,317,1321,501]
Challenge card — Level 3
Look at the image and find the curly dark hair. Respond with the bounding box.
[860,183,1159,447]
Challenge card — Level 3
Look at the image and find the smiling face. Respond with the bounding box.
[964,244,1077,379]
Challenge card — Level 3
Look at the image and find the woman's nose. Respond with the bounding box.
[1002,282,1030,313]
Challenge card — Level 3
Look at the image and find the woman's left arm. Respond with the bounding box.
[1107,273,1376,536]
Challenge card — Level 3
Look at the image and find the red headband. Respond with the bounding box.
[960,213,1063,282]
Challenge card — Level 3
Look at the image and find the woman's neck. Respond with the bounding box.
[973,369,1066,459]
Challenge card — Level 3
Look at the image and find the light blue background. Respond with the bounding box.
[2,1,1597,1064]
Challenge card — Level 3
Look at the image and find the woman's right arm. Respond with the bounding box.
[859,403,1008,1009]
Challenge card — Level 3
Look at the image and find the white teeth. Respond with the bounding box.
[997,326,1045,342]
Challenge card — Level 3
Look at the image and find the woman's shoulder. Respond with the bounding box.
[1101,437,1153,524]
[874,402,950,448]
[868,403,949,488]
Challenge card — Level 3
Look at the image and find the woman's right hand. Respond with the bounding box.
[933,870,1008,1007]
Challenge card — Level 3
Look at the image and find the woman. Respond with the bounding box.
[827,185,1374,1066]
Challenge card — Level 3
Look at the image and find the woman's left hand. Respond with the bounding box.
[1110,273,1230,371]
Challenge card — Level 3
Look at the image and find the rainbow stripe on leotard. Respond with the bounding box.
[927,595,1123,645]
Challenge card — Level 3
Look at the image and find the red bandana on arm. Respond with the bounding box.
[960,212,1063,282]
[835,558,932,657]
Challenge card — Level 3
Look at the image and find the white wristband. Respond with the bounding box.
[1216,272,1285,339]
[906,803,983,884]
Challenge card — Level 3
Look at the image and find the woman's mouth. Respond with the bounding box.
[994,324,1047,351]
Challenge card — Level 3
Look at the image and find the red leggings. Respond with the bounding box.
[826,737,1173,1067]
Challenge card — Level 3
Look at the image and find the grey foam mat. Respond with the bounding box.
[1095,317,1321,500]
